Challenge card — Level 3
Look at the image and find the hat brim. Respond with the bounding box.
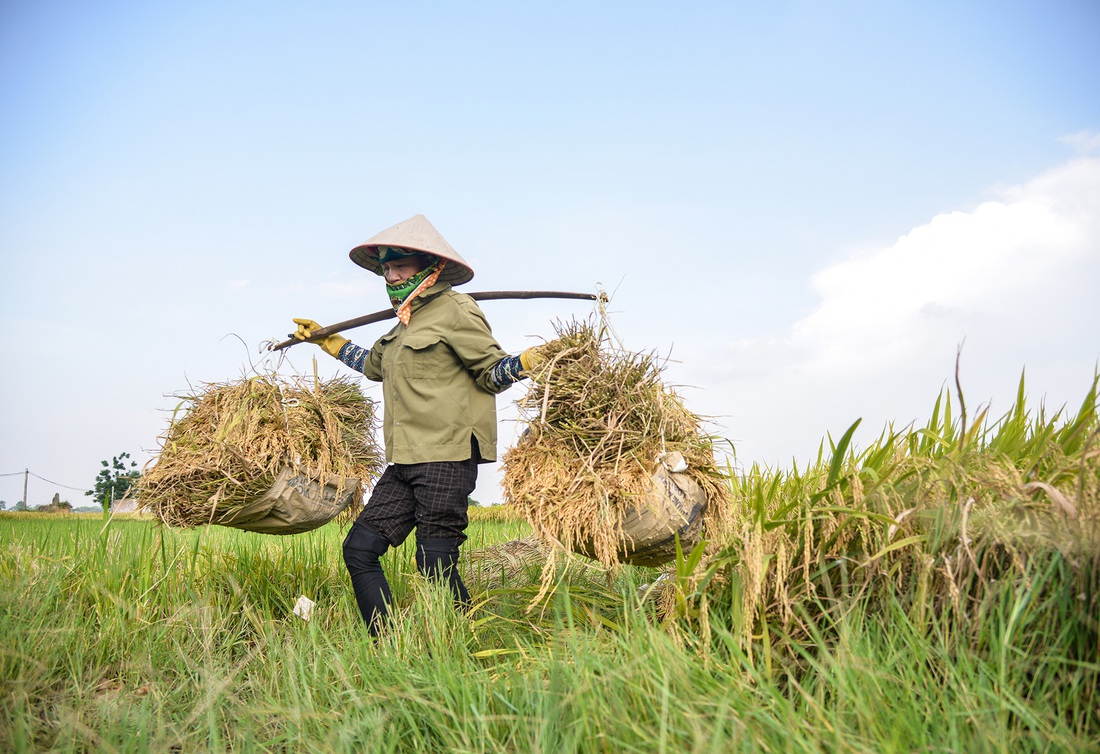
[350,244,474,286]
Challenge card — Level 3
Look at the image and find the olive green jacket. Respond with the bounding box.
[361,283,510,464]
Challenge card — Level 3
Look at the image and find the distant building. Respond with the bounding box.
[111,497,138,514]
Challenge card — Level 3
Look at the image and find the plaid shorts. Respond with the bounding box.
[355,444,479,546]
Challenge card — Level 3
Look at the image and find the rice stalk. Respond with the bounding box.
[681,372,1100,680]
[502,317,733,577]
[137,372,383,529]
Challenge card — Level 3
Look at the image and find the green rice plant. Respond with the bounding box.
[3,492,1098,750]
[673,372,1099,743]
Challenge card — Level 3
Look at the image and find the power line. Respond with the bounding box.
[28,472,87,492]
[0,470,87,491]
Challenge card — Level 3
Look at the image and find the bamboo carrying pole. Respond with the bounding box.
[269,290,606,351]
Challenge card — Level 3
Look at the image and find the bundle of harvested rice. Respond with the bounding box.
[463,535,549,587]
[137,373,383,533]
[502,318,732,569]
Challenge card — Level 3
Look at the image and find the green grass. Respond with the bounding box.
[1,373,1097,752]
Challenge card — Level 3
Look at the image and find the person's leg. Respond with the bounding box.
[342,519,392,635]
[409,442,479,610]
[415,537,470,608]
[342,466,417,634]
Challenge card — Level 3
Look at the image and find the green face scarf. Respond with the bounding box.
[387,263,439,310]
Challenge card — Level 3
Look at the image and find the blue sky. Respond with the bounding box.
[2,1,1098,507]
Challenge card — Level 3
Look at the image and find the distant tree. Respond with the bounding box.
[0,500,6,510]
[14,500,27,511]
[86,452,142,504]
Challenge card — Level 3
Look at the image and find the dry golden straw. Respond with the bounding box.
[138,373,383,529]
[502,318,732,570]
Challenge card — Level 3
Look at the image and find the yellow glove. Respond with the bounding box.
[519,343,553,373]
[292,318,349,358]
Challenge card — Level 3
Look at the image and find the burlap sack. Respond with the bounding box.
[220,467,361,535]
[575,456,708,567]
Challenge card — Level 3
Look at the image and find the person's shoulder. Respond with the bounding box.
[438,289,495,333]
[441,288,484,314]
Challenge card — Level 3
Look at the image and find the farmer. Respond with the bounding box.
[292,214,549,635]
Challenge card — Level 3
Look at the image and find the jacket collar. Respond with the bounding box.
[406,281,452,314]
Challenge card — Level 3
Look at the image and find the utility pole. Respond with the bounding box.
[23,468,29,509]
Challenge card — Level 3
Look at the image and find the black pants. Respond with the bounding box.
[342,442,478,634]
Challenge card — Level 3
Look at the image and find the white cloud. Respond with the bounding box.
[704,154,1100,468]
[793,158,1098,376]
[1060,129,1100,154]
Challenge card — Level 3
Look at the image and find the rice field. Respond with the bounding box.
[1,374,1097,752]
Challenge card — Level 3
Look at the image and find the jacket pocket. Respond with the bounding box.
[400,334,454,380]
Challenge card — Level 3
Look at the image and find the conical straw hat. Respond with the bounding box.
[349,214,474,286]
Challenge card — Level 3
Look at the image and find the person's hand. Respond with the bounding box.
[292,318,349,358]
[519,342,556,373]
